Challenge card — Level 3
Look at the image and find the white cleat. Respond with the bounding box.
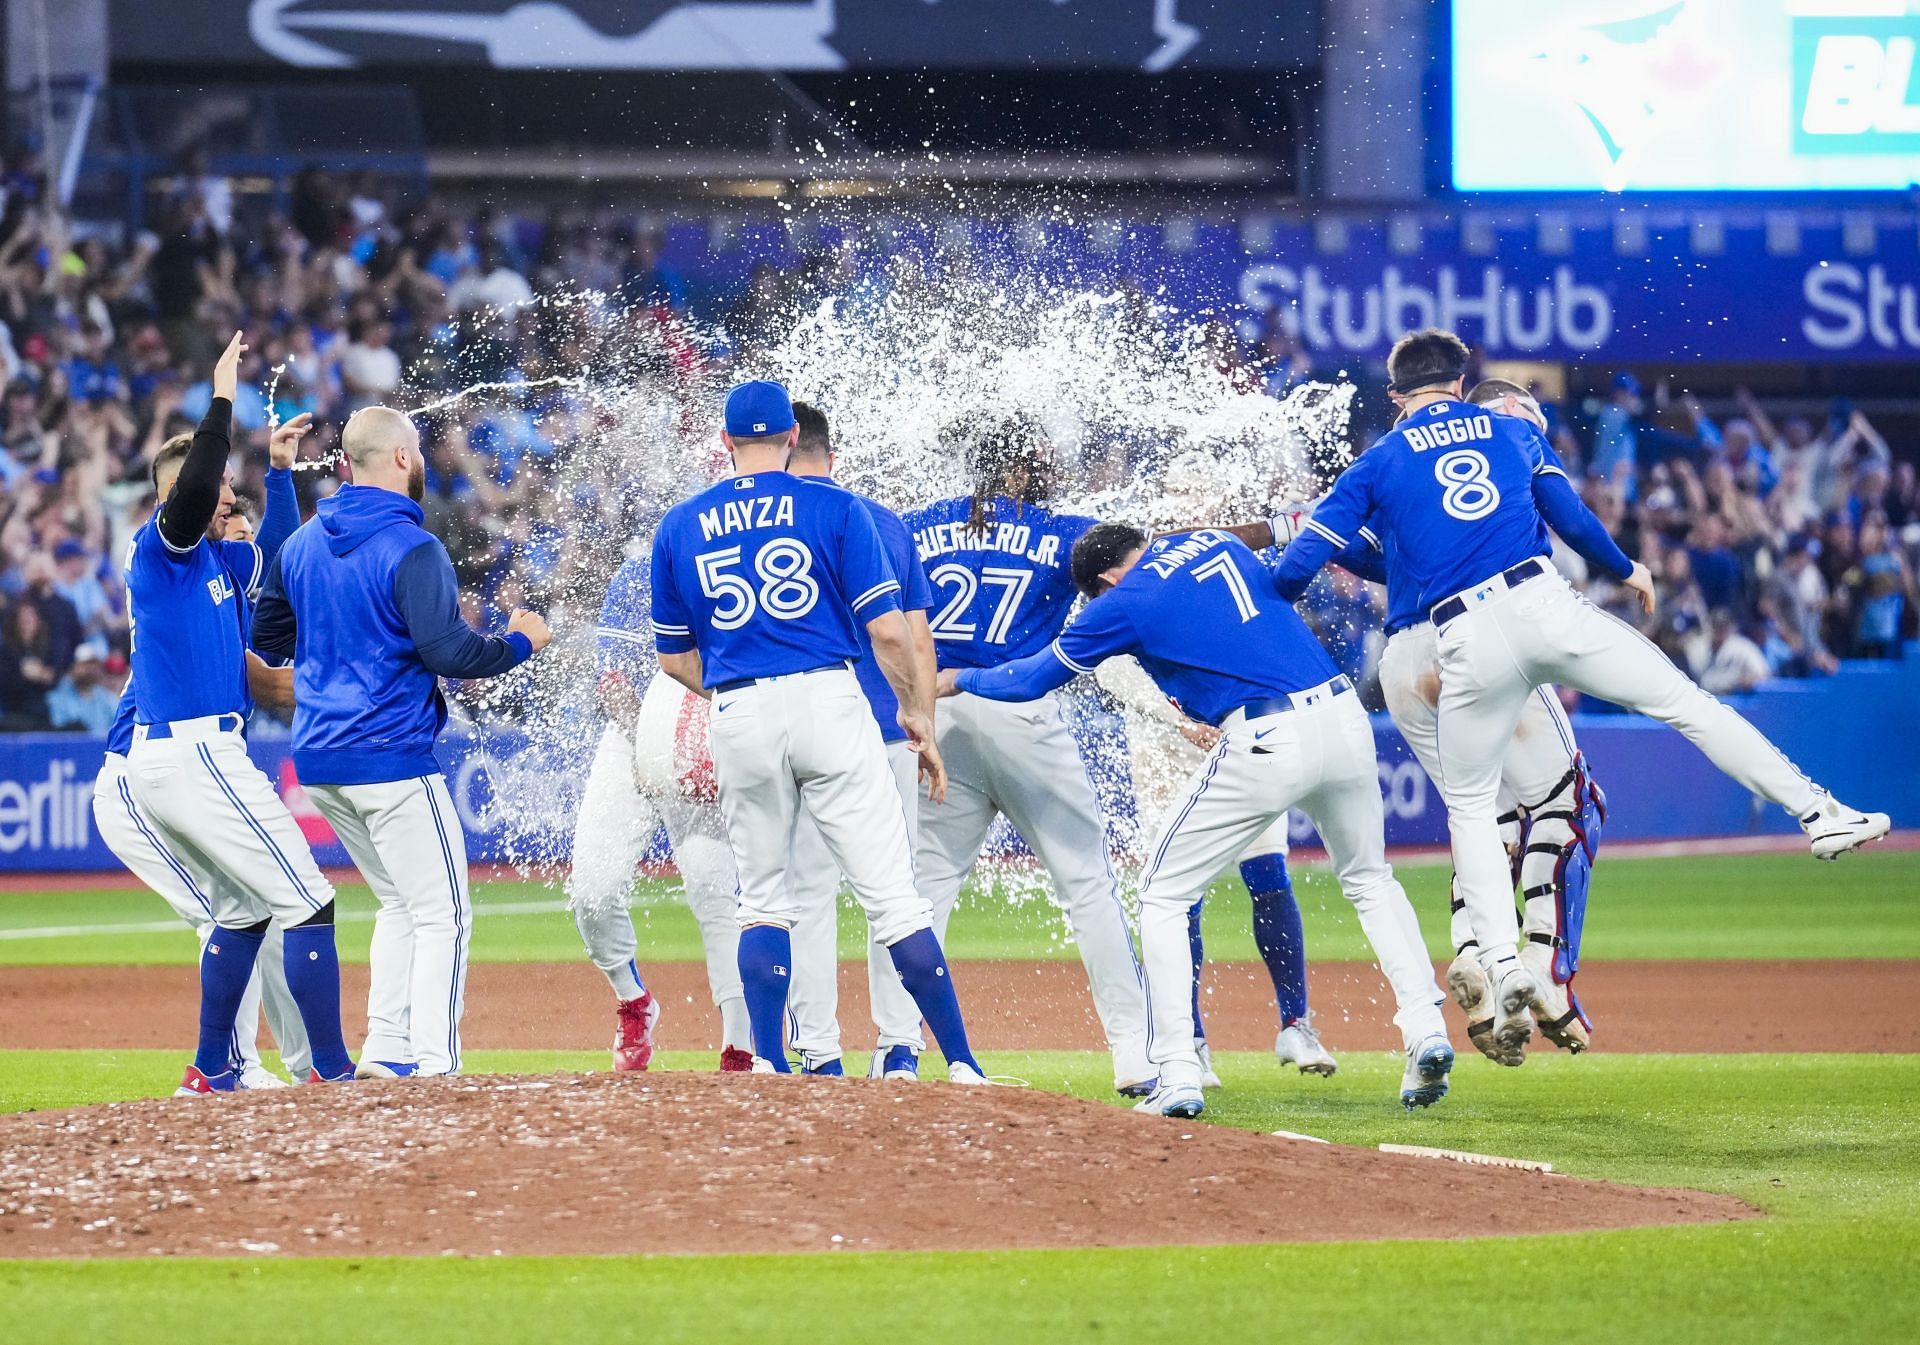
[750,1056,781,1074]
[1491,961,1539,1057]
[1800,794,1891,861]
[1399,1034,1454,1110]
[1274,1020,1338,1076]
[1447,950,1522,1066]
[947,1061,992,1086]
[237,1065,290,1090]
[1520,943,1591,1053]
[1132,1081,1205,1119]
[870,1046,919,1081]
[1197,1040,1222,1090]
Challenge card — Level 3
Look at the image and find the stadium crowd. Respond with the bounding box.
[0,159,1911,731]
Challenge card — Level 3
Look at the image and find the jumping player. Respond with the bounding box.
[945,523,1452,1117]
[650,379,985,1081]
[123,330,356,1094]
[255,406,551,1079]
[899,415,1152,1094]
[1272,328,1890,1056]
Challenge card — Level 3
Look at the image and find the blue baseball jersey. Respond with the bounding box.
[802,478,930,744]
[125,519,265,724]
[650,470,903,687]
[957,530,1341,728]
[106,677,136,756]
[1272,400,1561,614]
[596,554,655,690]
[903,495,1098,672]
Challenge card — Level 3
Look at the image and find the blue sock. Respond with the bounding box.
[283,921,354,1079]
[1243,854,1309,1025]
[737,925,793,1072]
[887,928,978,1072]
[1186,899,1207,1041]
[194,925,264,1078]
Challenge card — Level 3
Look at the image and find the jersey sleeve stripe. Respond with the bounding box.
[1304,518,1349,548]
[851,579,901,611]
[244,542,265,598]
[595,627,649,644]
[1357,525,1381,549]
[649,621,691,637]
[1533,464,1569,480]
[157,527,200,556]
[1051,639,1095,675]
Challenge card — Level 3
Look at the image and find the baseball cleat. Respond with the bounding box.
[947,1061,992,1086]
[1196,1040,1222,1089]
[1491,962,1540,1057]
[719,1047,754,1073]
[1131,1081,1205,1119]
[749,1056,781,1074]
[1116,1076,1158,1097]
[1800,794,1891,861]
[802,1057,845,1077]
[354,1060,420,1079]
[1399,1034,1454,1110]
[1449,951,1523,1066]
[175,1065,236,1096]
[871,1045,919,1080]
[612,990,660,1072]
[307,1065,357,1083]
[1275,1020,1339,1076]
[1521,944,1590,1053]
[237,1064,290,1090]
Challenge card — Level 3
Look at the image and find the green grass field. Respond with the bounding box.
[3,850,1917,1343]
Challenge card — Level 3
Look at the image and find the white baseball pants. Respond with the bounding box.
[1139,686,1446,1089]
[707,666,931,947]
[1434,566,1819,972]
[306,775,471,1076]
[125,723,336,930]
[566,723,751,1050]
[92,752,311,1077]
[895,690,1150,1084]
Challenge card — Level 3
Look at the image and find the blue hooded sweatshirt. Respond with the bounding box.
[252,483,532,786]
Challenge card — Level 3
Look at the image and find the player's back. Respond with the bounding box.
[125,520,262,724]
[652,470,892,687]
[1106,530,1340,726]
[596,553,657,694]
[904,494,1096,671]
[1346,400,1551,613]
[801,478,926,742]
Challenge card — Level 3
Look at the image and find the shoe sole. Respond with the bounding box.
[882,1070,919,1081]
[1401,1081,1449,1109]
[1448,962,1524,1066]
[1811,817,1891,861]
[1115,1081,1156,1098]
[1493,974,1538,1055]
[1290,1057,1338,1077]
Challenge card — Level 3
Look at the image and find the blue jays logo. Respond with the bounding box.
[207,573,236,607]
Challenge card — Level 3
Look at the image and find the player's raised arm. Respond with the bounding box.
[1269,462,1376,602]
[253,412,312,565]
[1527,449,1655,613]
[156,330,246,553]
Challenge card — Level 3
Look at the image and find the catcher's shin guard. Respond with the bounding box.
[1519,755,1606,1048]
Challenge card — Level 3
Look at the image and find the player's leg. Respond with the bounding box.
[784,810,845,1073]
[1297,694,1452,1108]
[660,793,751,1065]
[707,677,808,1071]
[1240,815,1335,1075]
[255,924,311,1081]
[1135,734,1291,1115]
[871,701,996,1074]
[787,672,981,1079]
[987,695,1152,1093]
[1502,688,1601,1052]
[305,782,414,1074]
[566,726,663,1069]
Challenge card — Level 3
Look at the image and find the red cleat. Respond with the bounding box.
[174,1065,235,1096]
[719,1046,754,1073]
[613,991,660,1072]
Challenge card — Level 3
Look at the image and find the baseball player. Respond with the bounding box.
[567,546,754,1073]
[1272,328,1890,1056]
[943,524,1452,1117]
[254,406,551,1079]
[896,415,1152,1094]
[649,379,985,1080]
[92,419,314,1089]
[124,330,356,1094]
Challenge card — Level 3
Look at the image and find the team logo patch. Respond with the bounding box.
[206,574,235,606]
[735,477,755,489]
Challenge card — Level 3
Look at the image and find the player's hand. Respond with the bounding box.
[508,608,552,653]
[1177,720,1222,751]
[1622,561,1657,616]
[211,330,246,403]
[269,412,313,470]
[934,668,962,699]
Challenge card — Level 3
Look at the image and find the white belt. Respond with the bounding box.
[132,712,245,745]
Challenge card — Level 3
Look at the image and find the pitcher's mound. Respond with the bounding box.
[0,1073,1753,1259]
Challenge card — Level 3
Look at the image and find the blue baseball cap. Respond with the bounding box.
[724,380,796,439]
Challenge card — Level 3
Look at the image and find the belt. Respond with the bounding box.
[1430,557,1549,628]
[712,662,851,694]
[133,712,245,743]
[1231,675,1353,723]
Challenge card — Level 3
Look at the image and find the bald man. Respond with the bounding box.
[255,405,552,1077]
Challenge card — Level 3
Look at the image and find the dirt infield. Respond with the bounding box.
[0,1072,1753,1259]
[6,957,1917,1056]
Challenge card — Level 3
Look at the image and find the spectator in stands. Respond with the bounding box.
[0,600,56,728]
[1758,535,1840,676]
[46,641,119,734]
[1686,513,1745,615]
[450,240,536,315]
[1841,512,1914,660]
[1698,610,1772,696]
[50,538,110,636]
[16,552,80,678]
[340,316,403,406]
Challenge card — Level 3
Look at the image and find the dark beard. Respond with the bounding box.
[408,454,426,502]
